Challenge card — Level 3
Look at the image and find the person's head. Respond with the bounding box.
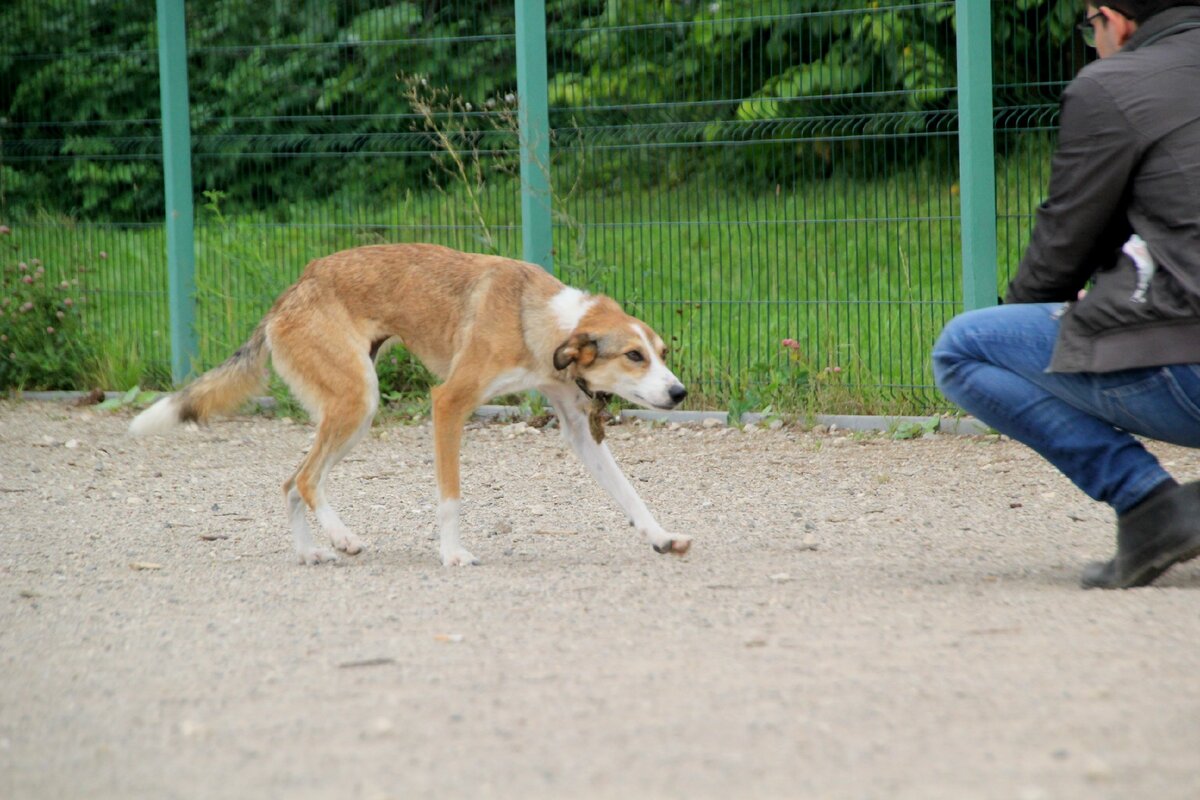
[1081,2,1200,56]
[1080,4,1138,57]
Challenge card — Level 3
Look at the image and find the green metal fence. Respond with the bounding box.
[0,0,1089,412]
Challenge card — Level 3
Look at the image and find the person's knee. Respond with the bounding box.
[931,312,975,386]
[931,305,1022,398]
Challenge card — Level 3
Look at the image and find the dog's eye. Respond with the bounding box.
[625,350,644,363]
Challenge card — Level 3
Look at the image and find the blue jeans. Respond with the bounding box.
[932,303,1200,515]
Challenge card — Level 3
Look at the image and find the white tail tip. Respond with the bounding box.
[129,396,181,437]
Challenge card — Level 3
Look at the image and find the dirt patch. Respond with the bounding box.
[1,400,1199,799]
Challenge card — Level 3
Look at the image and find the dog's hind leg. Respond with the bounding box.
[542,385,691,556]
[430,378,484,566]
[282,390,376,562]
[283,471,337,565]
[274,336,378,564]
[317,403,375,549]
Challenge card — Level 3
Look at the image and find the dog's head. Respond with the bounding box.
[552,297,687,410]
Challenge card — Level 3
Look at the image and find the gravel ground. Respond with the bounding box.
[1,399,1199,800]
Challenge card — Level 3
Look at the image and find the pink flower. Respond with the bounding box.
[98,251,108,259]
[20,301,33,312]
[56,311,65,319]
[63,298,74,307]
[18,262,27,271]
[0,225,11,236]
[780,338,801,351]
[22,275,33,284]
[46,326,55,334]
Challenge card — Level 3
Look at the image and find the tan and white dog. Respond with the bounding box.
[129,244,691,566]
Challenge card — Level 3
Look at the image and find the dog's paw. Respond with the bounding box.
[441,547,481,567]
[651,534,692,556]
[329,530,365,556]
[297,546,340,565]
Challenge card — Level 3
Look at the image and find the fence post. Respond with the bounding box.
[156,0,197,383]
[514,0,553,273]
[955,0,998,310]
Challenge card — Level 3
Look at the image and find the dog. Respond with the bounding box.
[129,243,691,566]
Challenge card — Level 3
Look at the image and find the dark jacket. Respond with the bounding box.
[1005,5,1200,372]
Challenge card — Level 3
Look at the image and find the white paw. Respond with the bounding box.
[297,546,340,565]
[650,532,692,556]
[329,529,365,555]
[441,547,480,567]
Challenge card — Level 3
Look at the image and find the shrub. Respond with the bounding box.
[376,344,436,408]
[0,225,99,390]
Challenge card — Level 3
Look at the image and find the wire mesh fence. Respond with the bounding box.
[0,1,1089,411]
[544,3,963,408]
[992,1,1089,290]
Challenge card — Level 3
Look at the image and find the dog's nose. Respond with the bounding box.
[668,384,687,405]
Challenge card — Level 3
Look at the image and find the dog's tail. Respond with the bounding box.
[129,323,270,436]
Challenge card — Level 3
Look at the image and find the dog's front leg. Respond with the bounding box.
[430,383,480,566]
[543,387,691,556]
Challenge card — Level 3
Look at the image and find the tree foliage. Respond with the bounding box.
[0,0,1081,221]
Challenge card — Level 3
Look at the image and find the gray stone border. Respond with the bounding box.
[16,391,992,436]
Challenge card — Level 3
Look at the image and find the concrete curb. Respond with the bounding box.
[15,391,992,437]
[611,408,990,436]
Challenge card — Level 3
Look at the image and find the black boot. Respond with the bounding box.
[1081,481,1200,589]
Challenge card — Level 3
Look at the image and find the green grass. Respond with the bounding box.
[3,144,1050,414]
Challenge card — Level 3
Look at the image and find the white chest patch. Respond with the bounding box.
[549,287,596,332]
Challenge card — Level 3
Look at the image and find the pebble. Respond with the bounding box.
[178,719,207,739]
[363,717,394,738]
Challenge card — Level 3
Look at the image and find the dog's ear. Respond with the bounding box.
[553,333,598,370]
